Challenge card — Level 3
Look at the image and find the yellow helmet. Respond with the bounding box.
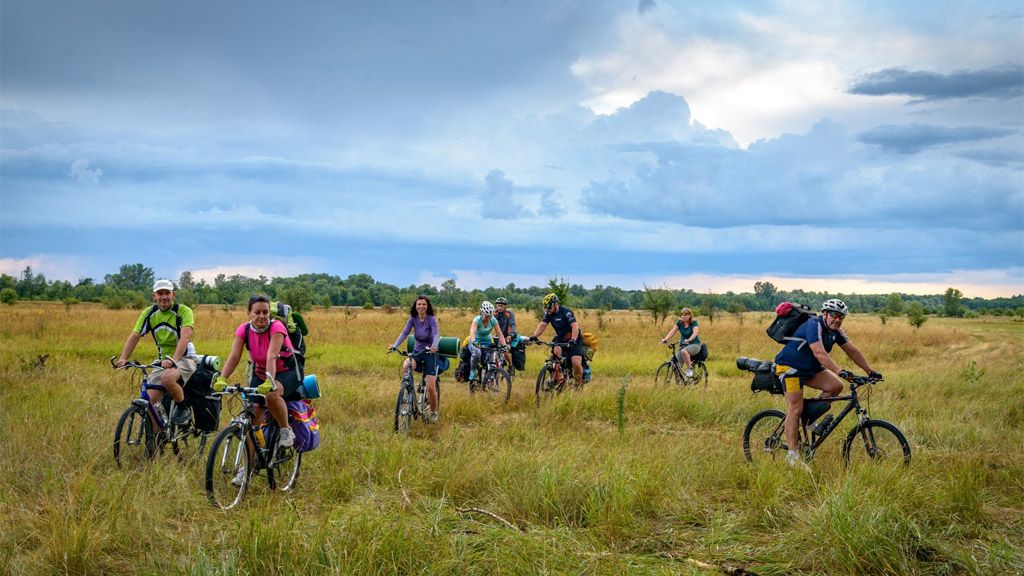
[542,293,559,309]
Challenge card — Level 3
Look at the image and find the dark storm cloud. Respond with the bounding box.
[857,123,1015,154]
[847,64,1024,101]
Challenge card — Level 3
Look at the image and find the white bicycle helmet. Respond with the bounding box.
[480,301,495,315]
[821,298,849,316]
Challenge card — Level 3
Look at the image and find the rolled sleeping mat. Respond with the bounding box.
[298,374,321,399]
[406,335,462,358]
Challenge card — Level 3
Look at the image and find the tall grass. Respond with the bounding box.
[1,303,1021,574]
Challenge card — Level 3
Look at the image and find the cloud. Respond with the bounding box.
[857,123,1015,154]
[848,65,1024,101]
[68,159,102,185]
[637,0,656,15]
[481,169,532,219]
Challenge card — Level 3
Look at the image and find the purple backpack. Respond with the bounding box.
[287,399,320,453]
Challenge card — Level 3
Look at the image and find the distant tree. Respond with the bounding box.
[546,277,571,306]
[105,263,155,293]
[943,287,965,317]
[1,288,18,305]
[279,284,313,312]
[907,301,927,329]
[440,279,460,306]
[880,292,904,325]
[754,281,778,304]
[641,286,675,326]
[179,271,196,290]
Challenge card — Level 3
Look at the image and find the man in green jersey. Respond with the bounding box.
[115,279,197,425]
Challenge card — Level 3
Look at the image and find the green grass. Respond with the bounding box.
[1,303,1022,574]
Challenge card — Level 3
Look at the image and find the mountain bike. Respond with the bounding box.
[738,361,910,466]
[654,342,709,388]
[468,342,511,403]
[390,349,441,434]
[111,357,210,468]
[531,340,589,406]
[204,383,301,509]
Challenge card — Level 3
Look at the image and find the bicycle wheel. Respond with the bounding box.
[205,423,252,509]
[742,409,788,463]
[535,365,556,406]
[842,419,911,467]
[482,369,512,403]
[269,445,302,492]
[170,419,208,463]
[688,362,710,389]
[394,384,414,434]
[113,404,155,468]
[654,361,681,386]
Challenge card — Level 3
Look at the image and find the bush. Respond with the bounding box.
[1,287,18,305]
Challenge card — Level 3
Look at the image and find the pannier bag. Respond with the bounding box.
[286,399,320,453]
[766,302,816,347]
[691,343,709,363]
[185,361,221,432]
[736,356,784,395]
[511,340,527,371]
[581,332,599,350]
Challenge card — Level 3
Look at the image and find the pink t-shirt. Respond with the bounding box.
[235,320,294,379]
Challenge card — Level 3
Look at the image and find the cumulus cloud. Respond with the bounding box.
[858,123,1015,154]
[637,0,656,15]
[481,169,532,219]
[848,64,1024,101]
[69,159,102,185]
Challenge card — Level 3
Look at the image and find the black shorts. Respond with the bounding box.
[556,336,584,358]
[249,365,303,401]
[411,350,438,375]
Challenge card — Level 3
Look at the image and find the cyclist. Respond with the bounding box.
[494,297,519,370]
[217,294,299,451]
[528,293,585,386]
[388,295,441,423]
[660,307,701,378]
[467,301,508,383]
[115,279,196,426]
[774,298,882,467]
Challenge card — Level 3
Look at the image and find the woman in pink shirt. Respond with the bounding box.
[219,294,300,448]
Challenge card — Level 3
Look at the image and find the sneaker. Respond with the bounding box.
[278,427,295,447]
[170,404,192,426]
[231,467,247,487]
[785,450,810,470]
[685,369,694,378]
[427,410,439,424]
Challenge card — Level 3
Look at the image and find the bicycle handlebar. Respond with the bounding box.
[110,356,162,370]
[389,349,438,358]
[527,340,570,348]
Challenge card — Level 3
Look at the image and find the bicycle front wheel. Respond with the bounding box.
[394,384,414,434]
[114,404,155,469]
[205,423,252,509]
[535,365,556,407]
[482,369,512,403]
[654,362,680,386]
[742,409,788,463]
[842,419,911,467]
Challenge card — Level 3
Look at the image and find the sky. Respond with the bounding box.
[2,0,1022,298]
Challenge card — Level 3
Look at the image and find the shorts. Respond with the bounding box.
[248,360,303,401]
[556,336,584,359]
[776,364,822,394]
[150,356,197,387]
[411,350,438,375]
[678,343,702,359]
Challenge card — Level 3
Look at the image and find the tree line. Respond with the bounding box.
[2,264,1022,320]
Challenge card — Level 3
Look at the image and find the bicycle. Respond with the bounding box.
[468,342,511,403]
[654,342,709,388]
[390,349,441,434]
[531,340,589,406]
[204,383,301,509]
[111,357,210,468]
[738,358,911,467]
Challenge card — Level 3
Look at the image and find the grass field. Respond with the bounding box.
[1,302,1022,575]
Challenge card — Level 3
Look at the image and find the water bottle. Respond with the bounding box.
[155,403,168,425]
[813,414,834,436]
[254,427,266,447]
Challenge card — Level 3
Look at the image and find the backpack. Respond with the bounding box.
[140,303,194,358]
[244,301,308,372]
[766,302,816,349]
[581,332,599,350]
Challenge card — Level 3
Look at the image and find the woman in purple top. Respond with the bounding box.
[388,295,441,421]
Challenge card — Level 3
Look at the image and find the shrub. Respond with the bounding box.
[0,287,17,305]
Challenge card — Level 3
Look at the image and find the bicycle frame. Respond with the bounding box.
[396,349,438,421]
[220,386,283,471]
[799,384,870,452]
